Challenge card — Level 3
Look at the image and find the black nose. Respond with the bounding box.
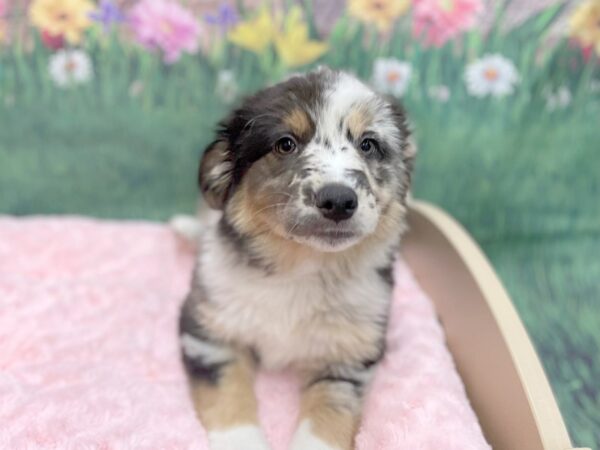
[315,184,358,222]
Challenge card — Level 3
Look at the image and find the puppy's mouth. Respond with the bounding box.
[308,228,356,241]
[279,215,363,251]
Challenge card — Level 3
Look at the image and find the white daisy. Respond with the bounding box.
[428,84,450,103]
[49,50,93,88]
[464,54,519,98]
[216,70,238,104]
[372,58,412,97]
[129,80,145,98]
[544,86,572,111]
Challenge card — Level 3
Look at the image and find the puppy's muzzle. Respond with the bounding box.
[315,184,358,223]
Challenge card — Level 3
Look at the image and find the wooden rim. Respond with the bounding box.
[401,200,584,450]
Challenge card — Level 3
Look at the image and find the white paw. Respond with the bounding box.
[289,420,339,450]
[208,425,271,450]
[169,214,202,243]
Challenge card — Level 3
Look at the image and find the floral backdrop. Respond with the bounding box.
[0,0,598,447]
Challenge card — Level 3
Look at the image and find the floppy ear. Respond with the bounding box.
[403,133,417,173]
[383,95,417,200]
[198,139,233,210]
[385,95,417,170]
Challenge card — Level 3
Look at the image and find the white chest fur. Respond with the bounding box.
[195,226,391,370]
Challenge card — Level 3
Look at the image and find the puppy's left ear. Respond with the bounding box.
[199,139,233,210]
[385,95,417,170]
[403,134,417,173]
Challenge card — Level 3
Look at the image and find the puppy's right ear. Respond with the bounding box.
[199,139,233,210]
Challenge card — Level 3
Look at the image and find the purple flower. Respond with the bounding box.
[204,4,238,31]
[90,0,125,32]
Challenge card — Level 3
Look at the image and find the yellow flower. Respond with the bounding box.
[29,0,94,44]
[228,8,277,54]
[348,0,410,32]
[274,7,328,68]
[569,0,600,55]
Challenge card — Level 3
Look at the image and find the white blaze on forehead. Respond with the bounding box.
[323,73,376,137]
[304,143,365,182]
[303,74,372,182]
[304,73,392,184]
[319,72,403,151]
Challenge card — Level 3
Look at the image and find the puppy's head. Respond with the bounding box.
[200,68,415,253]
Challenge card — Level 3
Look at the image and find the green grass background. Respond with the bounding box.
[1,3,599,447]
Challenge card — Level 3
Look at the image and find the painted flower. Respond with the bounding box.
[275,7,328,68]
[216,70,238,104]
[428,84,450,102]
[464,54,519,98]
[228,8,277,54]
[413,0,483,47]
[228,7,326,67]
[348,0,410,32]
[90,0,124,32]
[41,30,66,49]
[544,86,572,111]
[372,58,412,97]
[568,38,595,62]
[569,0,600,56]
[0,0,7,43]
[48,49,93,88]
[205,4,238,31]
[129,0,200,64]
[129,80,145,98]
[29,0,94,44]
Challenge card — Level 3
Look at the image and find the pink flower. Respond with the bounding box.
[41,30,66,50]
[412,0,483,47]
[569,38,595,63]
[0,0,7,43]
[129,0,200,64]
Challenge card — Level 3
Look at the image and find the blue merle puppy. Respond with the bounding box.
[176,67,415,450]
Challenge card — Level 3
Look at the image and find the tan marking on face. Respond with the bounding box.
[223,162,310,271]
[227,148,304,241]
[298,381,361,449]
[227,158,284,235]
[283,108,314,140]
[188,352,259,431]
[346,105,374,140]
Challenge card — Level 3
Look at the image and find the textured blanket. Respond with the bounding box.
[0,217,490,449]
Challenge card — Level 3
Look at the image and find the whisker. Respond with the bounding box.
[287,216,305,235]
[253,202,288,216]
[265,192,293,199]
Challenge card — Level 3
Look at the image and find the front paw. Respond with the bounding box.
[208,425,271,450]
[290,420,342,450]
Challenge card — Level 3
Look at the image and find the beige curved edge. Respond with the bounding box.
[401,200,589,450]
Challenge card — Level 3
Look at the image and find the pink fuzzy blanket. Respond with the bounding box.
[0,217,490,449]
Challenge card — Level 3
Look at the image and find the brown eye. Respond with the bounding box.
[360,138,378,154]
[275,137,297,155]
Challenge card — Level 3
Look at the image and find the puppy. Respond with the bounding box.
[178,67,415,450]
